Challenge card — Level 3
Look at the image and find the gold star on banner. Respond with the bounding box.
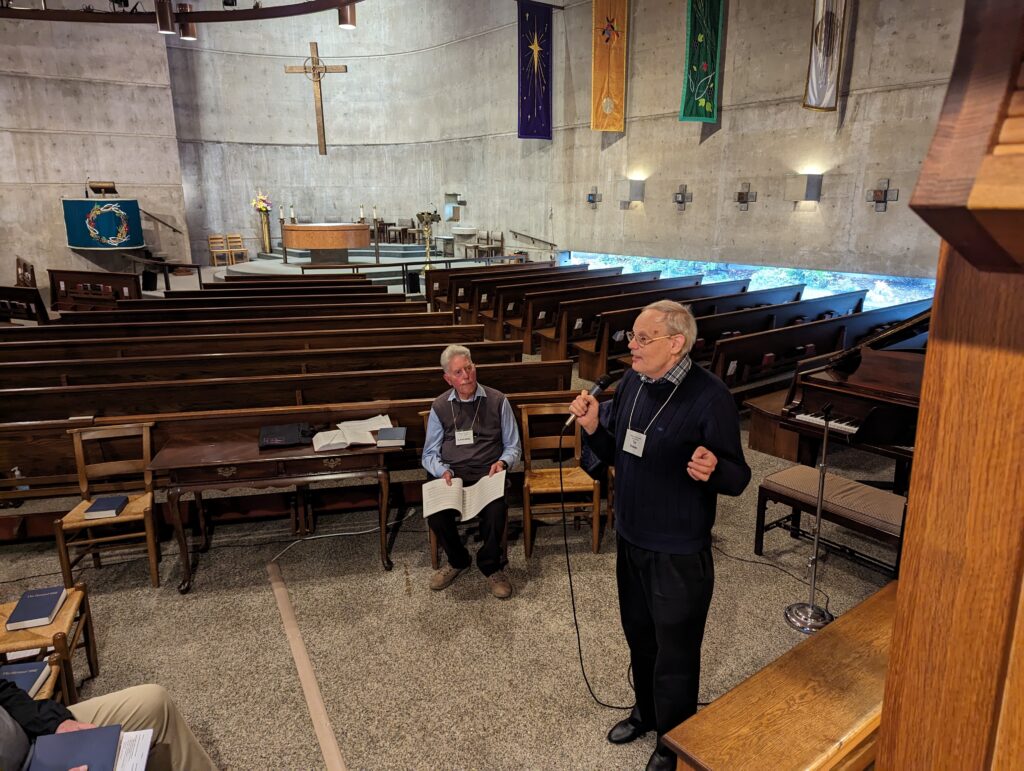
[529,31,543,73]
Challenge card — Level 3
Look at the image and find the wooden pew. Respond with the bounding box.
[0,340,523,388]
[125,290,390,307]
[576,284,807,380]
[482,271,662,339]
[48,269,142,311]
[436,264,570,313]
[425,261,553,308]
[162,285,377,299]
[215,279,372,291]
[664,582,897,771]
[709,299,933,396]
[460,266,627,326]
[223,274,365,283]
[0,286,50,325]
[538,279,750,361]
[0,324,482,363]
[56,300,427,324]
[0,360,574,422]
[514,275,704,353]
[0,311,453,341]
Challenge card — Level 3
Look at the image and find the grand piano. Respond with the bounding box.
[774,308,931,495]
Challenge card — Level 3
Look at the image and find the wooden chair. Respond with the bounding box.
[207,234,233,266]
[466,230,505,261]
[419,411,510,569]
[54,424,160,588]
[225,233,249,264]
[520,404,602,557]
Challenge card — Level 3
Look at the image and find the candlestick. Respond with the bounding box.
[289,205,295,219]
[372,205,377,220]
[359,205,365,219]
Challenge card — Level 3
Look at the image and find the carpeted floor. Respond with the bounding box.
[0,426,894,770]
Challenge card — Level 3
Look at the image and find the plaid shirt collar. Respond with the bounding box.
[639,355,692,385]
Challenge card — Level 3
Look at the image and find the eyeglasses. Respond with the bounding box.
[625,331,677,348]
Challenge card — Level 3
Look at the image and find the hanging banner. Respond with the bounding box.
[679,0,724,123]
[518,0,553,140]
[591,0,629,132]
[802,0,848,111]
[62,199,145,250]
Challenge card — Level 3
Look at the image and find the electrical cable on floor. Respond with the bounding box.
[711,543,832,613]
[556,424,633,711]
[270,507,416,563]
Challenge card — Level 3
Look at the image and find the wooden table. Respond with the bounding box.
[0,584,98,704]
[149,429,395,594]
[664,582,897,770]
[281,222,371,264]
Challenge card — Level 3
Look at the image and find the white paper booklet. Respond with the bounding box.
[115,728,154,771]
[422,470,506,521]
[313,414,393,452]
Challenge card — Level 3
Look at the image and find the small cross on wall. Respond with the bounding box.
[585,186,603,209]
[866,179,899,212]
[734,183,757,211]
[673,184,693,212]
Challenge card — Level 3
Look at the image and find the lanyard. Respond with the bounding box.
[450,394,483,432]
[626,379,682,435]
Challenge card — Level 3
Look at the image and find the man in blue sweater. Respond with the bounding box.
[570,299,751,771]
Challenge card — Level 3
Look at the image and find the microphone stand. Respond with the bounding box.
[784,403,836,634]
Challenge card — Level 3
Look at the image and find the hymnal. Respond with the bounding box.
[376,427,407,447]
[5,586,67,631]
[84,495,128,520]
[0,661,49,697]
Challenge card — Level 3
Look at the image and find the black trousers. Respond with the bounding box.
[428,496,507,577]
[617,536,715,739]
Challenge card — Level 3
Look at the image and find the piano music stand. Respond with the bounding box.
[785,405,837,634]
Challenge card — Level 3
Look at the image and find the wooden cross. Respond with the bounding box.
[285,42,347,155]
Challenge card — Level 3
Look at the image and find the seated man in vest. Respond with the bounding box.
[0,676,216,770]
[422,344,521,599]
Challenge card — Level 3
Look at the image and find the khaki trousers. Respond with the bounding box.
[68,684,216,770]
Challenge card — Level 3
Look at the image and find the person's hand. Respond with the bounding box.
[687,446,718,481]
[442,470,453,486]
[488,461,505,477]
[569,390,600,434]
[56,719,96,734]
[70,766,88,771]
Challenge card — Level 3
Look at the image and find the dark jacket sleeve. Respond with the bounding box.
[700,389,752,497]
[0,677,74,739]
[582,388,620,466]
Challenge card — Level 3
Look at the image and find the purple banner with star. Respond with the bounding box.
[518,0,552,139]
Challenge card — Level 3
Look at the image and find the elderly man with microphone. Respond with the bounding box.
[570,300,750,771]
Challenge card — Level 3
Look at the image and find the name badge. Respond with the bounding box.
[623,429,646,457]
[455,429,475,446]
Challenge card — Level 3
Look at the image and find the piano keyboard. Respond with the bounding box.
[791,411,860,435]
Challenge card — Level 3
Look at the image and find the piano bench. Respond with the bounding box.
[755,464,907,576]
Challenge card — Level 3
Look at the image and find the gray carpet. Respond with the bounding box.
[0,426,893,769]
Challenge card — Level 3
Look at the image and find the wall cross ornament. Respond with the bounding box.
[673,184,693,212]
[585,186,603,209]
[285,41,348,155]
[734,182,757,211]
[866,178,899,212]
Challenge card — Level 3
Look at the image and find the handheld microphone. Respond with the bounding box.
[565,373,614,428]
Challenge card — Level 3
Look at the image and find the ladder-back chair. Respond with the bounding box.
[519,404,602,557]
[54,423,160,588]
[207,234,233,266]
[225,233,250,263]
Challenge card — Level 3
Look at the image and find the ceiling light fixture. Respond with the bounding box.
[177,3,197,39]
[154,0,175,33]
[337,0,355,28]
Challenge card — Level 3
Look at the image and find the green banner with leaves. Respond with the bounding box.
[679,0,725,123]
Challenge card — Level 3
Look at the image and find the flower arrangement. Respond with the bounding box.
[250,191,272,212]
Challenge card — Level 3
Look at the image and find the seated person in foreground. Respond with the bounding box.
[422,344,521,599]
[0,677,216,770]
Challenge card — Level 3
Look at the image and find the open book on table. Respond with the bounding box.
[312,414,393,452]
[422,470,506,522]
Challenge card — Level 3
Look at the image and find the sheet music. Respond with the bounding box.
[462,471,505,521]
[336,414,392,432]
[421,471,505,522]
[422,477,465,518]
[114,728,153,771]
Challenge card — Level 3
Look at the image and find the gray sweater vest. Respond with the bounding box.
[430,385,507,480]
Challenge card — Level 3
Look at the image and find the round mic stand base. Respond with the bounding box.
[784,602,835,634]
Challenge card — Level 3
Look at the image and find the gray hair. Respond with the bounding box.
[643,300,697,356]
[440,344,473,372]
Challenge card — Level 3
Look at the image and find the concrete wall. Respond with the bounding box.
[177,0,957,276]
[0,21,189,290]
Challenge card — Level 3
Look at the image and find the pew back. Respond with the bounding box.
[57,300,426,324]
[123,290,391,307]
[425,261,553,307]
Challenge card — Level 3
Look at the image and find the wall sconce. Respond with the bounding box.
[673,184,693,212]
[155,0,176,33]
[585,186,603,209]
[784,173,823,202]
[618,179,645,210]
[338,0,356,28]
[866,178,899,212]
[177,3,197,40]
[734,183,757,211]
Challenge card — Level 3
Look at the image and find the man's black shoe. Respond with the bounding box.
[644,748,675,771]
[606,715,652,744]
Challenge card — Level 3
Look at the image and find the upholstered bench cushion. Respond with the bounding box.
[761,465,906,537]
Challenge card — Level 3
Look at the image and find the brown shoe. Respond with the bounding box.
[487,570,513,599]
[429,564,467,591]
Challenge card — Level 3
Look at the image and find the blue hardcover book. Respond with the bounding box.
[0,661,48,697]
[84,495,129,520]
[4,586,67,631]
[29,723,121,771]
